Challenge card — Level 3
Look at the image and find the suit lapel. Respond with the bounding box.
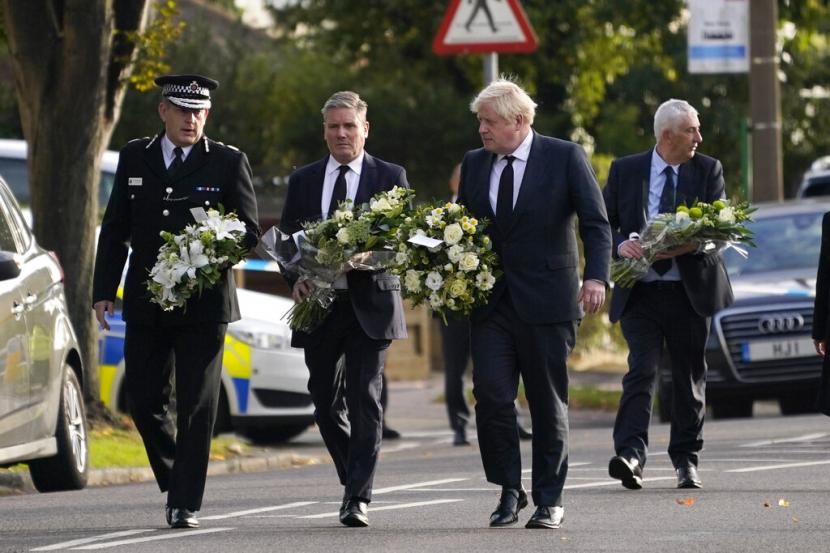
[511,132,544,228]
[142,132,167,181]
[635,150,652,230]
[676,158,700,207]
[308,158,326,218]
[354,152,376,206]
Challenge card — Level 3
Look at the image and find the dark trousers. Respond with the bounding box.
[614,281,709,469]
[304,297,390,503]
[471,293,576,507]
[441,318,471,431]
[124,321,227,511]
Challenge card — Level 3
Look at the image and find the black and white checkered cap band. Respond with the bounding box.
[162,82,211,109]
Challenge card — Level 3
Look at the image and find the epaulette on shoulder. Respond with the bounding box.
[213,140,239,152]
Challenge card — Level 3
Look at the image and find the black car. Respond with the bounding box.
[658,198,830,421]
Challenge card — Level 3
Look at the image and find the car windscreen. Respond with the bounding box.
[0,157,114,208]
[723,210,823,277]
[801,175,830,197]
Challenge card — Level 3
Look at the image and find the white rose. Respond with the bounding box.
[448,279,467,298]
[334,209,353,223]
[458,252,480,272]
[444,223,463,245]
[476,271,495,291]
[425,271,444,291]
[404,269,421,292]
[447,203,462,214]
[718,206,736,224]
[395,251,409,265]
[447,244,464,263]
[429,293,444,309]
[336,227,351,244]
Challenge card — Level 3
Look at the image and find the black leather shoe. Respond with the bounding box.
[517,425,533,441]
[382,426,401,440]
[525,505,564,529]
[608,455,643,490]
[169,508,199,529]
[453,427,469,446]
[489,487,528,527]
[340,499,369,527]
[165,506,172,526]
[676,465,702,489]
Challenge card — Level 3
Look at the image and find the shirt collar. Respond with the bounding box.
[326,152,365,176]
[651,148,678,176]
[499,130,533,163]
[161,134,194,159]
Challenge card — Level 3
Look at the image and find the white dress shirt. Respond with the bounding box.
[642,149,681,282]
[161,135,193,169]
[320,153,364,219]
[488,130,534,214]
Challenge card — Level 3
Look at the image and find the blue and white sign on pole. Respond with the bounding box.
[687,0,749,74]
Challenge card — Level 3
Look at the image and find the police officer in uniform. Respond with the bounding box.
[92,74,259,529]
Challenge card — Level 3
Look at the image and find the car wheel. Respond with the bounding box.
[29,366,89,492]
[778,394,817,416]
[711,399,753,419]
[242,423,309,445]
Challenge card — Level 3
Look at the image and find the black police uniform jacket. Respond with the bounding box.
[92,132,260,326]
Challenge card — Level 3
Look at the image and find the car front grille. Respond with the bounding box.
[252,388,314,409]
[716,303,822,382]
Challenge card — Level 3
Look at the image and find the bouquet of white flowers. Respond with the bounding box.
[611,199,755,288]
[147,208,249,311]
[390,201,500,322]
[258,186,415,333]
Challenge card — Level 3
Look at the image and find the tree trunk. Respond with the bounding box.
[2,0,150,403]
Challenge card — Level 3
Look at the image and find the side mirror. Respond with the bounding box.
[0,251,21,281]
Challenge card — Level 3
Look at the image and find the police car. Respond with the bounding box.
[0,138,315,443]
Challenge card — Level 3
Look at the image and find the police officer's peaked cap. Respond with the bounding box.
[154,74,219,110]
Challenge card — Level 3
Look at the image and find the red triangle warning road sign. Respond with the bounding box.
[433,0,538,55]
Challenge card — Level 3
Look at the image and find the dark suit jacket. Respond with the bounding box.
[811,212,830,415]
[458,131,611,324]
[279,152,409,347]
[603,149,733,323]
[92,132,260,325]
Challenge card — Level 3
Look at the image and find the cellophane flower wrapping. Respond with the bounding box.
[610,199,756,288]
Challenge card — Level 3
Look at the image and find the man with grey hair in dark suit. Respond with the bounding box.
[458,78,611,529]
[278,90,409,528]
[604,98,733,491]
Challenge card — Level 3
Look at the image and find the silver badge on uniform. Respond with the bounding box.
[128,178,143,186]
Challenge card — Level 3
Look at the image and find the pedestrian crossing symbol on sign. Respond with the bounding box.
[433,0,538,55]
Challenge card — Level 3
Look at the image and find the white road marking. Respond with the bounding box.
[373,478,468,494]
[565,477,677,490]
[31,530,154,551]
[201,501,317,520]
[727,460,830,473]
[70,528,233,550]
[740,433,828,448]
[380,441,423,454]
[300,499,463,519]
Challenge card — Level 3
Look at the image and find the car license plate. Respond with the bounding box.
[741,337,815,362]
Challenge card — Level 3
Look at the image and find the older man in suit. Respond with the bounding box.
[93,74,260,529]
[603,98,733,491]
[458,78,611,529]
[278,91,408,528]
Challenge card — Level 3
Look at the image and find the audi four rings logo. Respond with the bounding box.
[757,313,805,334]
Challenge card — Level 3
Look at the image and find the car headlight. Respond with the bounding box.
[228,325,291,350]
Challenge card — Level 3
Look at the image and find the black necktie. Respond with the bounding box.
[168,146,183,175]
[653,166,676,275]
[496,155,515,230]
[328,165,349,217]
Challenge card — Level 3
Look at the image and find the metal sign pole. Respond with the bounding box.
[483,52,498,84]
